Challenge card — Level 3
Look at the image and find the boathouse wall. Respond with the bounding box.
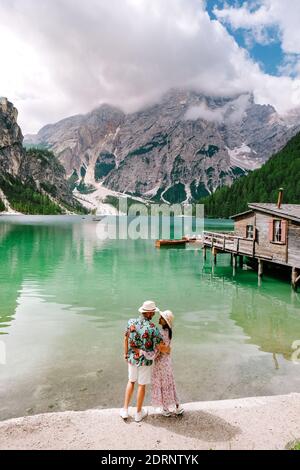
[255,212,287,264]
[205,201,300,288]
[234,212,255,238]
[234,211,298,266]
[288,221,300,268]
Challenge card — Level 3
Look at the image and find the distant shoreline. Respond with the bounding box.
[0,213,232,221]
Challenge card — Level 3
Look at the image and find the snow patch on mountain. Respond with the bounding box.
[74,184,120,215]
[144,185,161,197]
[73,183,148,215]
[228,144,261,170]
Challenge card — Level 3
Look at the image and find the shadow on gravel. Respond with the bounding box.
[146,410,241,442]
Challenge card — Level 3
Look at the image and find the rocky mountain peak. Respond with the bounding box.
[24,89,300,203]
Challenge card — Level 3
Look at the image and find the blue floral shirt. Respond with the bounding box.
[125,317,162,367]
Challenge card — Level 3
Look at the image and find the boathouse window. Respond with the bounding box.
[269,219,287,244]
[274,220,282,242]
[246,225,254,239]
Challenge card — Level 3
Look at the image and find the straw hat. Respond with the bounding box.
[139,300,160,314]
[160,310,174,329]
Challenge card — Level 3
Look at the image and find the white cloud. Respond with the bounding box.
[214,2,275,30]
[214,0,300,54]
[0,0,300,133]
[185,94,251,123]
[278,55,300,78]
[185,102,226,123]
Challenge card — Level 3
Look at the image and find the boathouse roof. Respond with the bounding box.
[231,204,300,223]
[230,209,253,220]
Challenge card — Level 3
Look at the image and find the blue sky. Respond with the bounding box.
[206,0,284,76]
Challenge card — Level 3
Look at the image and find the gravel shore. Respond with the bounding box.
[1,394,300,450]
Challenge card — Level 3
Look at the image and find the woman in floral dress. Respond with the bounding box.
[139,310,184,417]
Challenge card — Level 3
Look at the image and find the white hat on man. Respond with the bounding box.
[139,300,160,314]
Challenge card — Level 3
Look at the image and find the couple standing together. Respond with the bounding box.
[120,300,184,422]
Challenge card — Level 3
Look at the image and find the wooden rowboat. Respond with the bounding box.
[155,239,187,248]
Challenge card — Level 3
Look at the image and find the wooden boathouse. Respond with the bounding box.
[203,190,300,289]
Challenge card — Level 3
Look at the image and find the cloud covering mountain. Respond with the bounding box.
[1,0,300,133]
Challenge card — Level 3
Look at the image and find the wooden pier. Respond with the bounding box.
[202,196,300,290]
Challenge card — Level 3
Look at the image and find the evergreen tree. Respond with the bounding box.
[0,197,5,212]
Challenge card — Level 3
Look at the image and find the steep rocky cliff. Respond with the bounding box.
[20,148,84,211]
[0,98,24,176]
[26,90,300,203]
[0,98,86,214]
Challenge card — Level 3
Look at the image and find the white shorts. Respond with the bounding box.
[128,364,152,385]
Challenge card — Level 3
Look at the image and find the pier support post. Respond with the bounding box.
[212,247,217,265]
[292,267,299,291]
[232,254,237,277]
[291,287,298,305]
[230,254,233,266]
[258,259,263,279]
[233,254,238,268]
[239,255,244,268]
[203,246,207,261]
[292,267,296,290]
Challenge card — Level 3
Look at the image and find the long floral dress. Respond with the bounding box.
[143,328,179,409]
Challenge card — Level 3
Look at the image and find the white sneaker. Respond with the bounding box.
[175,406,184,416]
[161,408,172,417]
[120,408,129,420]
[135,408,148,423]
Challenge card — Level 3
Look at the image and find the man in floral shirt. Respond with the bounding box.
[120,300,167,423]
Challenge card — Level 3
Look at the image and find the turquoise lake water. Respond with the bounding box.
[0,215,300,420]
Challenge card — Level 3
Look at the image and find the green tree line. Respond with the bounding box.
[200,132,300,218]
[0,148,88,214]
[0,173,63,215]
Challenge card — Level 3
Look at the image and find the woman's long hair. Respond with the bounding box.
[163,323,173,340]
